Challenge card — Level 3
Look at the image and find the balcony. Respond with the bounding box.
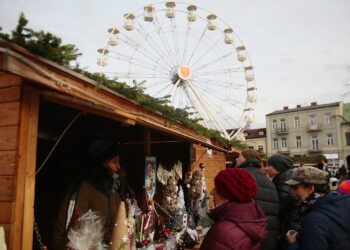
[275,127,288,135]
[278,147,290,154]
[307,123,322,132]
[308,147,322,154]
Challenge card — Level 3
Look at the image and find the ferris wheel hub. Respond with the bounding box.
[177,65,192,80]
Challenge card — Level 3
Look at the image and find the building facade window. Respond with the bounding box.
[310,114,317,126]
[327,133,334,146]
[324,113,331,125]
[258,145,264,152]
[273,138,278,149]
[346,132,350,146]
[311,135,319,150]
[294,116,300,128]
[280,119,286,131]
[281,137,288,148]
[296,136,302,148]
[272,120,277,130]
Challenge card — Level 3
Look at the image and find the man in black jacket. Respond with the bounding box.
[267,154,301,250]
[236,149,280,250]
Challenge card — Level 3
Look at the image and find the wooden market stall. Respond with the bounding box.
[0,40,232,249]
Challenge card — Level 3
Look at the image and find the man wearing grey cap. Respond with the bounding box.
[285,166,350,250]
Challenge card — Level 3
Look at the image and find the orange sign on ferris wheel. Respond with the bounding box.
[178,65,192,80]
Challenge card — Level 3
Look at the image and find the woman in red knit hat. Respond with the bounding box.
[200,168,267,250]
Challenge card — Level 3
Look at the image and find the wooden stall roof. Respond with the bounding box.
[0,39,233,153]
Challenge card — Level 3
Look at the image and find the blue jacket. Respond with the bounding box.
[289,192,350,250]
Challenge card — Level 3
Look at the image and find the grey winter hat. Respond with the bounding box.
[286,166,329,186]
[267,154,293,172]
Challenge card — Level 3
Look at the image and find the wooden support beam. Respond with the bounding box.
[12,87,39,250]
[22,88,39,250]
[43,92,136,126]
[144,128,151,155]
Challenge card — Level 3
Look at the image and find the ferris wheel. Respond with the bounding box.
[97,1,257,140]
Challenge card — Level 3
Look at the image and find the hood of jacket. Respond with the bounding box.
[239,159,261,169]
[209,200,267,242]
[311,192,350,232]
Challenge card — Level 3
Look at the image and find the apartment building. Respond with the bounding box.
[266,102,349,170]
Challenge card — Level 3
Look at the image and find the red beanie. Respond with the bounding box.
[214,168,257,203]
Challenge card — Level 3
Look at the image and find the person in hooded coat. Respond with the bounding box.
[286,166,350,250]
[200,168,267,250]
[267,154,301,249]
[52,139,134,249]
[236,149,280,250]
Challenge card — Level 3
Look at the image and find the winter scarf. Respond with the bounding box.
[300,192,324,215]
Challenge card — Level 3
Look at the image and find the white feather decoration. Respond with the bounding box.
[186,227,198,242]
[163,236,177,250]
[67,210,107,250]
[177,186,185,211]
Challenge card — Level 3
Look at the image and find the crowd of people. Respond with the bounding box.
[200,151,350,250]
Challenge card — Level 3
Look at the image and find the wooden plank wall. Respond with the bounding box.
[192,144,226,207]
[0,74,21,249]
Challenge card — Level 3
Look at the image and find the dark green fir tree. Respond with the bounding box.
[0,13,81,66]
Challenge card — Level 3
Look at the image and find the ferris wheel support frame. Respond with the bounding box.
[182,83,210,128]
[186,80,230,139]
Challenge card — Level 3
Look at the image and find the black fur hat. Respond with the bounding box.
[87,139,119,165]
[267,154,293,172]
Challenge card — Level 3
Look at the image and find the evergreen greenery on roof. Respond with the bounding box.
[0,13,246,150]
[0,13,81,66]
[76,70,246,149]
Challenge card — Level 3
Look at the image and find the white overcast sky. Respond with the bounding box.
[1,0,349,128]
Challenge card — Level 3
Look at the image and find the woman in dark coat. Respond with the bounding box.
[200,168,267,250]
[236,149,280,250]
[286,166,350,250]
[267,154,301,249]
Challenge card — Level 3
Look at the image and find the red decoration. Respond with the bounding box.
[142,240,150,246]
[162,226,172,237]
[156,245,164,250]
[73,208,81,218]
